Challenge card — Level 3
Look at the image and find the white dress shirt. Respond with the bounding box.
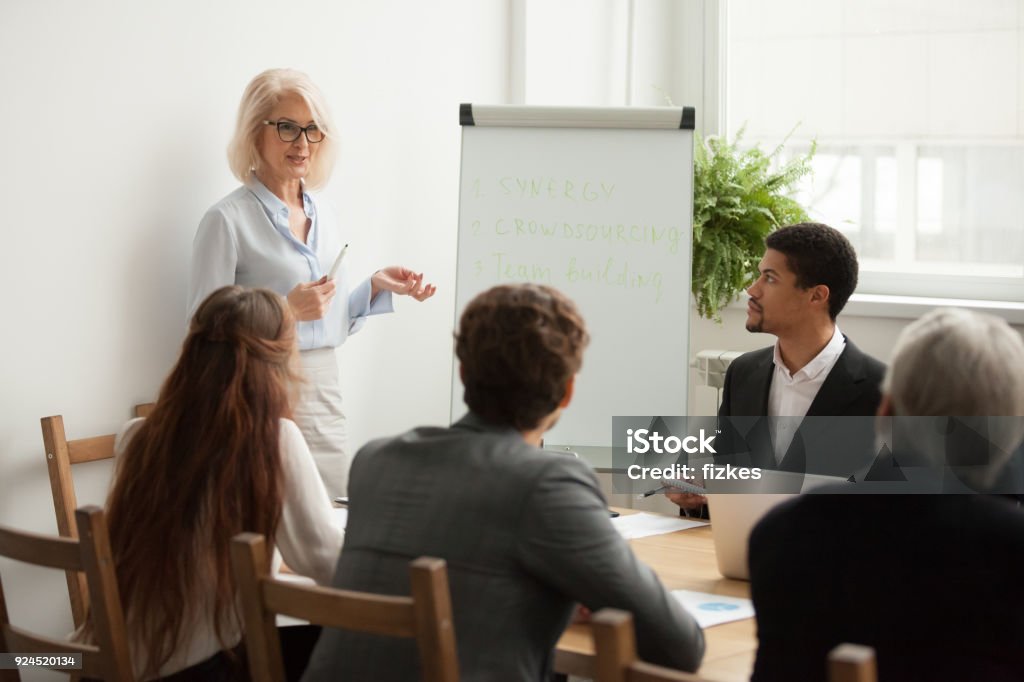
[767,325,846,463]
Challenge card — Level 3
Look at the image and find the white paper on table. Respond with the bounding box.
[672,589,754,628]
[610,512,707,540]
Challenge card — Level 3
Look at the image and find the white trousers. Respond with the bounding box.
[294,347,349,498]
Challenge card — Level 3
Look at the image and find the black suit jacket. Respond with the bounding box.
[719,336,885,419]
[749,492,1024,681]
[714,337,885,476]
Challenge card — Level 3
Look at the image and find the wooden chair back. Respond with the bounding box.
[591,609,707,682]
[0,506,133,681]
[828,643,878,682]
[40,404,153,626]
[593,608,879,682]
[231,533,458,682]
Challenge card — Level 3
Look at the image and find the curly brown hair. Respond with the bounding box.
[765,222,859,320]
[455,284,589,430]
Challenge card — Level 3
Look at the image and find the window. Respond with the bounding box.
[726,0,1024,302]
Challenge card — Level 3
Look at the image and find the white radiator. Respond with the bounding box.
[691,350,744,410]
[691,350,743,388]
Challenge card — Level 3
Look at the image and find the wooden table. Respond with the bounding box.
[554,516,756,681]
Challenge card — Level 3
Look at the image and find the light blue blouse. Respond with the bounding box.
[189,178,393,350]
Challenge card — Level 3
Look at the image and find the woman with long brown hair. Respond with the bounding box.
[97,286,343,679]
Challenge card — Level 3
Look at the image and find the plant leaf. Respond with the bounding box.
[691,126,814,320]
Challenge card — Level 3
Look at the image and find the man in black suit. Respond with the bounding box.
[720,223,884,421]
[669,223,885,509]
[748,307,1024,681]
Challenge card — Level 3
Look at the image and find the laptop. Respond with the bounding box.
[706,471,846,580]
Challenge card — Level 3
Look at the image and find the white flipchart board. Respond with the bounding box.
[451,104,694,454]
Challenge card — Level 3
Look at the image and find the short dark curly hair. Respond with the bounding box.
[455,284,590,431]
[765,222,859,319]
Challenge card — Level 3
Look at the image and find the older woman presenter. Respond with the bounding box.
[190,68,435,497]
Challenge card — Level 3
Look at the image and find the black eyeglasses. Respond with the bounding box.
[263,120,325,143]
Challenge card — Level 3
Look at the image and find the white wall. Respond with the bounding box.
[0,0,507,655]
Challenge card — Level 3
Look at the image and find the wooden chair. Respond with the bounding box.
[592,608,878,682]
[0,505,133,681]
[40,404,154,627]
[231,533,458,682]
[828,643,878,682]
[591,609,708,682]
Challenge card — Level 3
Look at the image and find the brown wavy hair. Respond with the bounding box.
[455,284,589,430]
[104,286,299,677]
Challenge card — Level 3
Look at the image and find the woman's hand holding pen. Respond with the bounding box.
[287,277,336,321]
[371,266,437,302]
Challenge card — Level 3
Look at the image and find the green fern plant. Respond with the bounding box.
[692,127,815,321]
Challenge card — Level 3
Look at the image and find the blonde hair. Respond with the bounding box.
[227,68,338,190]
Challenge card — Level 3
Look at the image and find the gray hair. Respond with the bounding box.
[883,307,1024,486]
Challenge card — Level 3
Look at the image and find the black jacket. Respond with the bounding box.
[714,337,885,477]
[750,492,1024,681]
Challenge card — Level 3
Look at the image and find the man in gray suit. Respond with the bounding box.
[303,283,705,681]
